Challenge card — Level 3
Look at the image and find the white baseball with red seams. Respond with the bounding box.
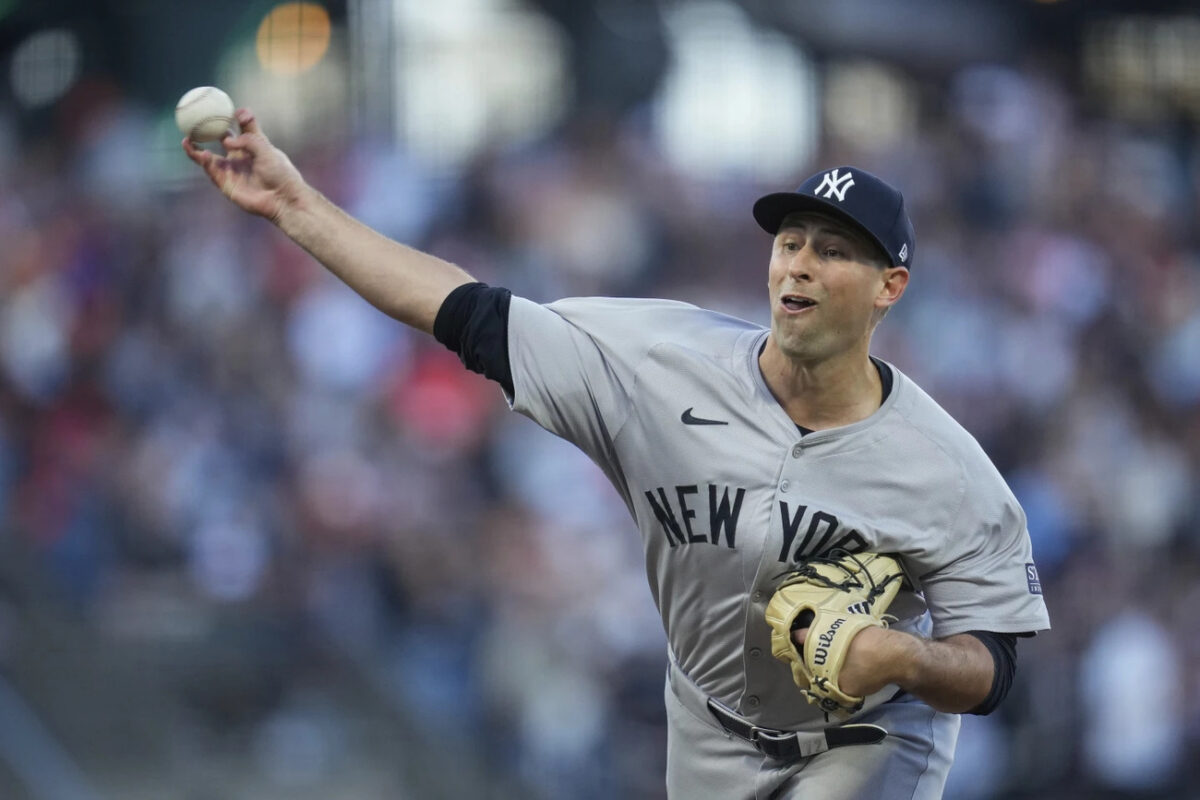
[175,86,236,142]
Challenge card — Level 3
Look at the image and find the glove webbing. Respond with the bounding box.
[777,550,904,624]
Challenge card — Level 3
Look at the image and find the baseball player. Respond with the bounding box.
[184,110,1050,799]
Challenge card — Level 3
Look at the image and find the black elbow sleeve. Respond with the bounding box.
[433,282,514,396]
[964,630,1018,716]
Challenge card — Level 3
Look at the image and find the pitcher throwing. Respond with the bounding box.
[185,111,1049,799]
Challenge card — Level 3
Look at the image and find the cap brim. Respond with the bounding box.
[752,193,894,266]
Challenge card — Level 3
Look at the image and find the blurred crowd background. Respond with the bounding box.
[2,0,1200,798]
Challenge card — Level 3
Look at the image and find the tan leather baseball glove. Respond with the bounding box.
[764,551,906,718]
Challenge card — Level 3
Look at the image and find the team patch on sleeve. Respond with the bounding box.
[1025,563,1042,595]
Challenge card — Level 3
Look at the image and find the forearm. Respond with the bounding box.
[849,629,994,713]
[276,183,475,333]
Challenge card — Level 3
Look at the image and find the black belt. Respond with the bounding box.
[706,699,887,761]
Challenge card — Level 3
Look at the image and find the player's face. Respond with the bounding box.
[767,213,906,363]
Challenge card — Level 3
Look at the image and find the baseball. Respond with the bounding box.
[175,86,236,142]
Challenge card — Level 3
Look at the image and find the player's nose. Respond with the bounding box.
[786,251,814,281]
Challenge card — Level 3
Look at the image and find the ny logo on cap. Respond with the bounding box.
[815,169,855,202]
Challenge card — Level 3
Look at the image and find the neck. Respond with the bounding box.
[758,336,882,431]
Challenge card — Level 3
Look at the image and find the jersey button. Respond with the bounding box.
[779,480,790,492]
[752,591,764,602]
[749,647,762,658]
[792,444,803,458]
[745,695,761,708]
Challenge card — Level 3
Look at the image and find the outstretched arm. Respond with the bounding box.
[182,107,474,334]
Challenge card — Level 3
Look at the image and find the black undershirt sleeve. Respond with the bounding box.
[963,630,1018,716]
[432,282,514,397]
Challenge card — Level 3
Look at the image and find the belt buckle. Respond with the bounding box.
[748,726,797,759]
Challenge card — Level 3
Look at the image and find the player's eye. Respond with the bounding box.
[823,247,843,258]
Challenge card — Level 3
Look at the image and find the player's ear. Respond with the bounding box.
[875,266,909,311]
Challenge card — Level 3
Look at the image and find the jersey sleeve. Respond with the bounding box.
[914,456,1051,639]
[504,296,649,497]
[505,294,758,511]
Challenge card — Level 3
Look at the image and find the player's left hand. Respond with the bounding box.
[792,624,895,699]
[764,550,907,717]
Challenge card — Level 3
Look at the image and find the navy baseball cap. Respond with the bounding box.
[753,166,915,268]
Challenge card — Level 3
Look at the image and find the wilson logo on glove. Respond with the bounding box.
[764,551,908,718]
[812,618,845,666]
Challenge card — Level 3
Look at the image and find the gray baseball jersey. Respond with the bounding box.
[505,295,1050,796]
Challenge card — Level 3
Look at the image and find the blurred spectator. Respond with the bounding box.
[2,8,1200,798]
[1081,609,1185,794]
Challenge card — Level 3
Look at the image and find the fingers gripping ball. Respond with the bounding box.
[764,551,906,718]
[175,86,236,143]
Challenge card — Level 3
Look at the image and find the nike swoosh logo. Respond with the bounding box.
[681,408,729,426]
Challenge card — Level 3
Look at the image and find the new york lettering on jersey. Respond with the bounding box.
[640,483,870,561]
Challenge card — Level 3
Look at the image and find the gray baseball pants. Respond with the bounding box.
[664,661,960,799]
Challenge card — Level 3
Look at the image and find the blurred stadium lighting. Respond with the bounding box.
[769,0,1015,70]
[218,21,347,148]
[372,0,569,169]
[824,60,917,153]
[654,1,817,181]
[256,2,333,76]
[9,28,81,108]
[1084,15,1200,120]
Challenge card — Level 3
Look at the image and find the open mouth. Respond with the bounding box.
[781,295,817,312]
